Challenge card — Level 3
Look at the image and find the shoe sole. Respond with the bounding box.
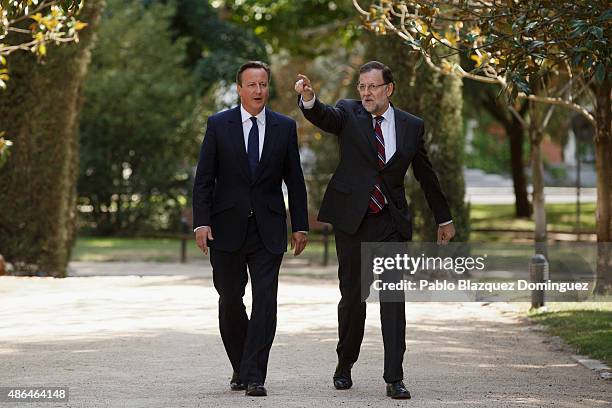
[333,380,353,390]
[387,391,411,399]
[245,392,267,397]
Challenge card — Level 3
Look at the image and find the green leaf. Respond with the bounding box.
[589,26,603,40]
[569,20,588,39]
[570,20,586,29]
[595,63,605,83]
[415,55,424,69]
[59,0,68,13]
[406,38,421,48]
[510,72,531,94]
[596,9,612,22]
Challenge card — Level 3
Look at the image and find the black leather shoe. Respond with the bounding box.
[230,371,246,391]
[386,381,411,399]
[245,383,267,397]
[333,362,353,390]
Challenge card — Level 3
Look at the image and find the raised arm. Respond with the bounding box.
[295,74,346,135]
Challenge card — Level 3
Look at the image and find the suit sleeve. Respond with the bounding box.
[298,96,347,136]
[192,117,217,228]
[283,121,309,232]
[412,121,452,224]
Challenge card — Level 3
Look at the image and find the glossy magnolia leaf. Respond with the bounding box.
[356,0,610,99]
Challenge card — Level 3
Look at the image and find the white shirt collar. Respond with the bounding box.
[372,104,394,123]
[240,105,266,125]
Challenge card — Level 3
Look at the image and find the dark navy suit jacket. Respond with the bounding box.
[193,106,309,254]
[301,98,450,239]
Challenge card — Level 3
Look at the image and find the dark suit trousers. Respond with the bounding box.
[210,217,283,385]
[334,207,406,383]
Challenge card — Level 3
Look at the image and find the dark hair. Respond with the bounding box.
[236,61,271,86]
[359,60,395,89]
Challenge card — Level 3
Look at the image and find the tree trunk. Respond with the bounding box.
[593,78,612,293]
[508,118,532,218]
[529,103,547,257]
[531,139,547,252]
[0,0,105,277]
[480,92,531,218]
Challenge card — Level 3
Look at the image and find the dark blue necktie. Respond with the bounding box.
[247,116,259,178]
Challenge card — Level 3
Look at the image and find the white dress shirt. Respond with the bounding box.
[241,105,265,158]
[372,104,396,163]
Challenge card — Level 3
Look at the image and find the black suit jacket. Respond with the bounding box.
[193,106,309,254]
[300,98,451,239]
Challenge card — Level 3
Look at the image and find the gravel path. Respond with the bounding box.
[0,262,609,407]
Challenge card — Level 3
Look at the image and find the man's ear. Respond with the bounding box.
[387,83,395,97]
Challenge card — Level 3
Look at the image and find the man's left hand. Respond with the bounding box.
[291,232,308,256]
[437,223,455,244]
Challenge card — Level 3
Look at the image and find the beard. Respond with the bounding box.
[362,100,384,115]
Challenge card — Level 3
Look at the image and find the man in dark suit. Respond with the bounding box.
[295,61,455,399]
[193,61,309,397]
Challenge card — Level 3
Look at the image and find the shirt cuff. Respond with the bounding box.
[439,220,453,226]
[301,95,316,109]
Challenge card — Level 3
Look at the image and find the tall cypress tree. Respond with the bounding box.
[0,0,105,277]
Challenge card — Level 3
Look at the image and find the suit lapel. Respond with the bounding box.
[253,107,278,183]
[385,106,408,168]
[355,105,378,166]
[227,106,252,182]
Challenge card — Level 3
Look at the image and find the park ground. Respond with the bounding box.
[0,261,610,408]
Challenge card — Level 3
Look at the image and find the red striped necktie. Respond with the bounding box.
[368,116,386,213]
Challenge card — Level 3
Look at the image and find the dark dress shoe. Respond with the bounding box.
[230,371,246,391]
[333,363,353,390]
[245,383,267,397]
[386,380,411,399]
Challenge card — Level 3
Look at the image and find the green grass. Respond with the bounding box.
[73,203,595,261]
[72,237,203,262]
[529,302,612,366]
[470,203,595,242]
[72,236,337,264]
[471,203,596,231]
